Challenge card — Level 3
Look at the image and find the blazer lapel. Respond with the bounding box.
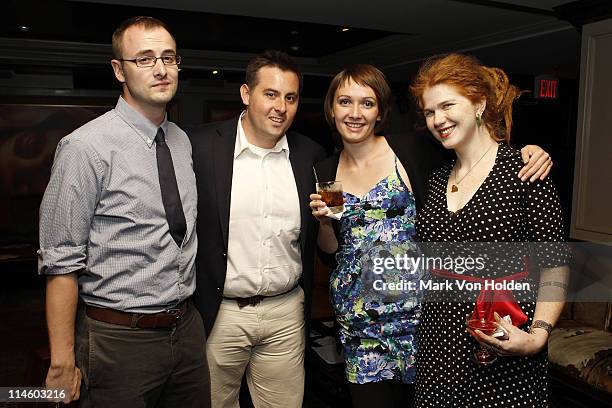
[287,134,311,255]
[212,118,239,251]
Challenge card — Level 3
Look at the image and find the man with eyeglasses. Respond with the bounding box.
[38,16,210,407]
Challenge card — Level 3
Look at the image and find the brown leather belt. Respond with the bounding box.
[224,286,298,308]
[85,300,188,329]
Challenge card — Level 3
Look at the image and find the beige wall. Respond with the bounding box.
[571,18,612,242]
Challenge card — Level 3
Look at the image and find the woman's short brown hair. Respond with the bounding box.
[324,64,392,136]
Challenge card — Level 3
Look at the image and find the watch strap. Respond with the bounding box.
[529,319,553,335]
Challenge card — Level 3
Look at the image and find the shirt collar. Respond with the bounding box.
[114,96,168,148]
[234,111,289,159]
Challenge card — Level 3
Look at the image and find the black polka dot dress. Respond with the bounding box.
[414,143,568,408]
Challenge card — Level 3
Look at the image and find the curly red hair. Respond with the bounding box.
[409,53,522,143]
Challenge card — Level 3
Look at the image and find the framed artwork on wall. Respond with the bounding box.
[0,96,115,255]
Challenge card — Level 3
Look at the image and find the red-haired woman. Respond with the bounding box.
[410,54,570,407]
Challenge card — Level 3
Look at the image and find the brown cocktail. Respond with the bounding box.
[317,181,344,214]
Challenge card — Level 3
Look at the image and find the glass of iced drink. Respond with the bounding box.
[316,181,344,214]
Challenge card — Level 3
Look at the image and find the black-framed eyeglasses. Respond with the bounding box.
[117,55,181,68]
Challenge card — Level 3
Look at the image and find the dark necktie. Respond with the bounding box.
[155,127,187,247]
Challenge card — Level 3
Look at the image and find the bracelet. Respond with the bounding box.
[529,320,553,335]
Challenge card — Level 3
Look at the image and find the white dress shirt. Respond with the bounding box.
[223,113,302,297]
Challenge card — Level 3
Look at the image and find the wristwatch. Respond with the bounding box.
[529,320,553,335]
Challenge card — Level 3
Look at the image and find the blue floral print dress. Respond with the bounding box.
[331,157,422,384]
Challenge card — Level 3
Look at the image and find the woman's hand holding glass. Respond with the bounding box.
[309,193,333,224]
[309,192,341,254]
[468,312,549,357]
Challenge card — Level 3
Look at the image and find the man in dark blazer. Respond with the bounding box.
[189,50,326,408]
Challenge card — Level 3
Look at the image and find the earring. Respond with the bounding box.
[476,112,482,127]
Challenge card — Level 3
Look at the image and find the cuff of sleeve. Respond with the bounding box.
[37,245,87,275]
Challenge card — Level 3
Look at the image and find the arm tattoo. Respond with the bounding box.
[540,281,568,291]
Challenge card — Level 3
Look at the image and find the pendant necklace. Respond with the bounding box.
[450,143,495,193]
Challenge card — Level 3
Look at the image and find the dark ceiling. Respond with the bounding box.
[2,0,605,94]
[4,0,403,58]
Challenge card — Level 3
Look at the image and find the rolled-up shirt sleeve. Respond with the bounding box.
[38,136,102,276]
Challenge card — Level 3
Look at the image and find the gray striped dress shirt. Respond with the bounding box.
[38,96,197,313]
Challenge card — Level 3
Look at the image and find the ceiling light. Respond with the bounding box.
[19,25,30,32]
[341,28,350,32]
[212,70,219,75]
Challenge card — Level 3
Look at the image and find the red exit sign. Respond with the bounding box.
[534,75,559,100]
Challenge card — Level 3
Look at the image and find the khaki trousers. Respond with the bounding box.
[206,287,305,408]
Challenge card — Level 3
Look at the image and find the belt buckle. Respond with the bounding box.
[236,298,249,308]
[236,296,262,308]
[165,307,183,323]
